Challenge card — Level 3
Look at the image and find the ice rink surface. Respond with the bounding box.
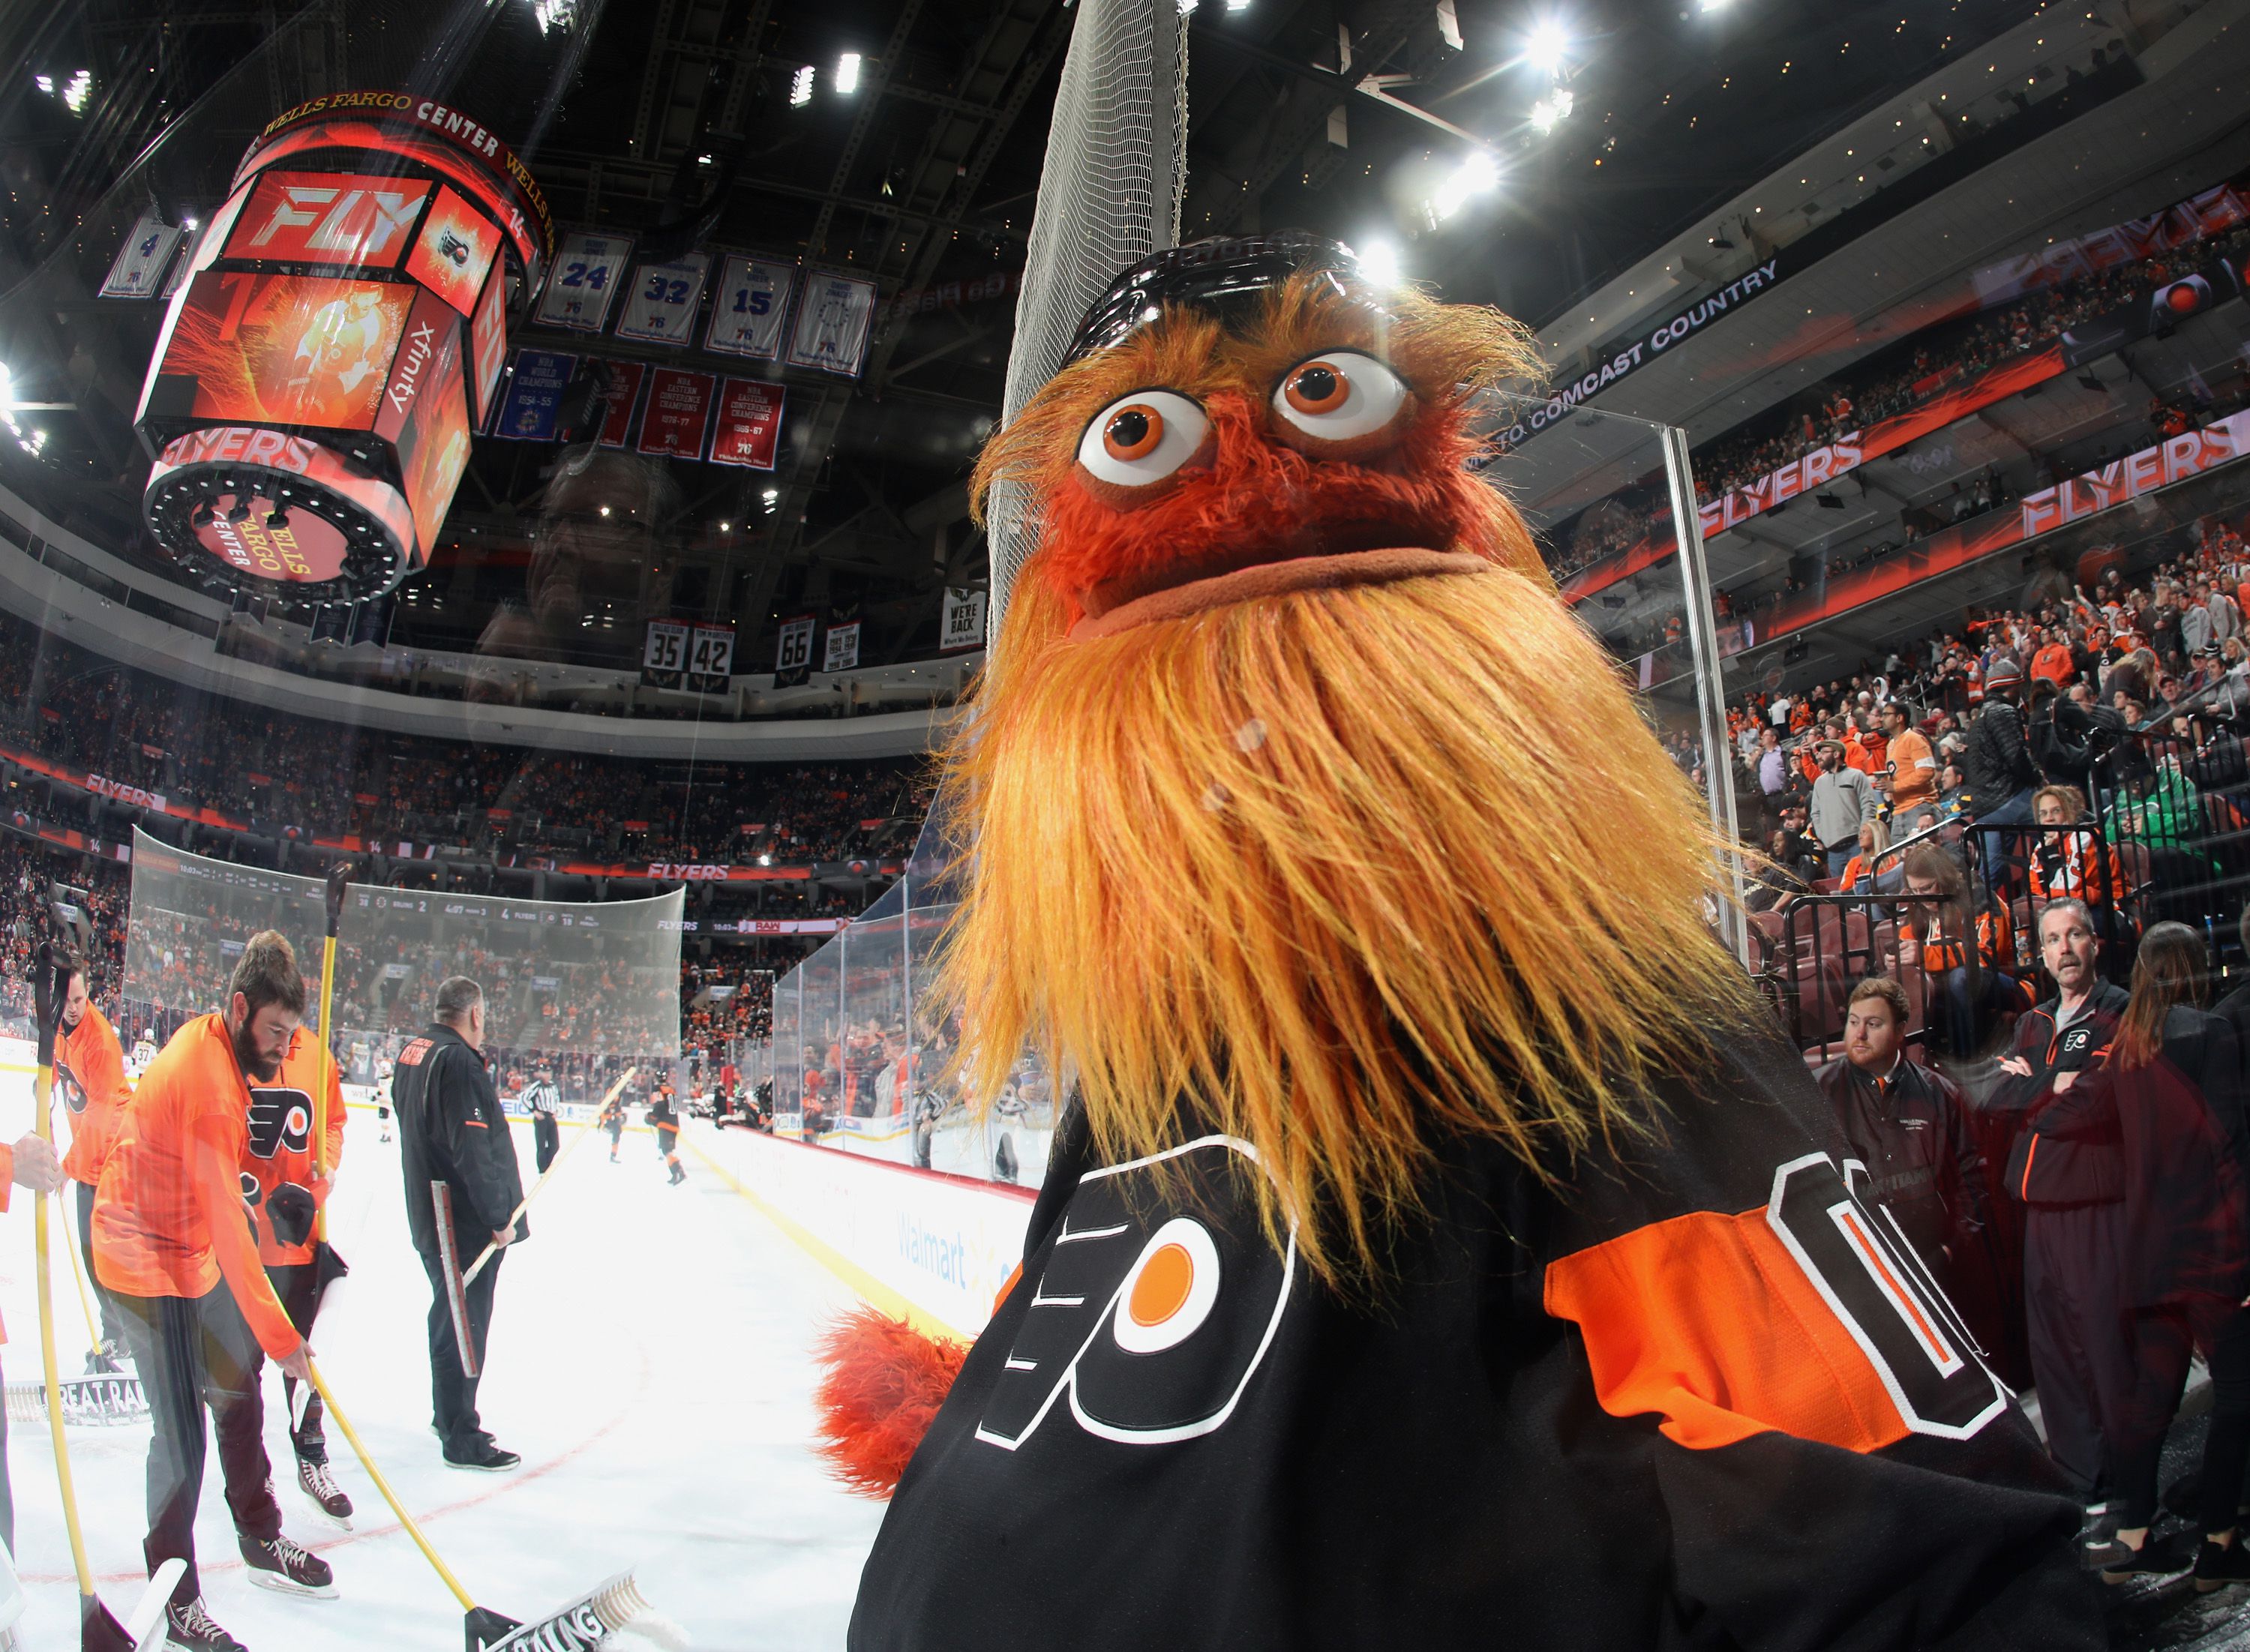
[0,1072,888,1651]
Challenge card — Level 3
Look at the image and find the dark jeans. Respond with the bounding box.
[421,1240,505,1451]
[2198,1307,2250,1534]
[2111,1307,2198,1528]
[267,1261,326,1462]
[73,1179,128,1346]
[533,1112,560,1174]
[112,1287,281,1608]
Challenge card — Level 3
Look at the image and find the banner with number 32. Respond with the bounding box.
[616,253,711,346]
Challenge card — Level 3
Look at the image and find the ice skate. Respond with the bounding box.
[165,1596,249,1651]
[240,1531,338,1598]
[298,1454,354,1527]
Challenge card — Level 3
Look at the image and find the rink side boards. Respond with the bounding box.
[688,1120,1034,1343]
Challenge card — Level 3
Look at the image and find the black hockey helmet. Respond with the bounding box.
[1059,232,1388,367]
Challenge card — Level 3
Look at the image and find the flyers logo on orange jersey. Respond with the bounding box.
[975,1136,1297,1452]
[246,1085,314,1160]
[55,1059,89,1116]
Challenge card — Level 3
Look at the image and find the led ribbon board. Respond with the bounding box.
[135,91,554,601]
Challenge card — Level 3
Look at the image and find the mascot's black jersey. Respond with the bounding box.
[849,1034,2099,1651]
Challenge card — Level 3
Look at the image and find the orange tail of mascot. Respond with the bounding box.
[814,1308,968,1498]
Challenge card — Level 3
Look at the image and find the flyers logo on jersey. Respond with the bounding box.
[975,1135,1296,1453]
[246,1086,314,1160]
[54,1060,89,1116]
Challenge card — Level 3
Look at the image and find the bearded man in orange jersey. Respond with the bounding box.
[827,237,2101,1651]
[94,931,335,1650]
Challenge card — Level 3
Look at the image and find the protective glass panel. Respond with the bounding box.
[120,827,330,1031]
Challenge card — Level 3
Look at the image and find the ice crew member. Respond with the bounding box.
[603,1088,626,1162]
[93,931,336,1649]
[53,952,131,1369]
[523,1064,562,1174]
[392,976,525,1472]
[648,1084,684,1186]
[240,1023,352,1525]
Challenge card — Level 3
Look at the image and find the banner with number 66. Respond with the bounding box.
[775,614,816,675]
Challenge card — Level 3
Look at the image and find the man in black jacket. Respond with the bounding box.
[1987,900,2131,1502]
[1816,979,1999,1348]
[1965,655,2044,826]
[392,976,526,1472]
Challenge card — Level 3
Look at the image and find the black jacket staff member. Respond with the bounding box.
[392,976,526,1473]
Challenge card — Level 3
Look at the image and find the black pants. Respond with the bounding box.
[0,1354,12,1558]
[534,1112,560,1174]
[421,1240,504,1451]
[2110,1306,2198,1528]
[2197,1308,2250,1534]
[2025,1200,2135,1500]
[112,1287,281,1608]
[73,1179,128,1346]
[267,1262,326,1462]
[657,1126,679,1163]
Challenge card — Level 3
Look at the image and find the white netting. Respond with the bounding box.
[987,0,1190,642]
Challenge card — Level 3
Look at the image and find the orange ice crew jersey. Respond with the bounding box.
[56,1000,131,1186]
[242,1024,346,1267]
[92,1012,302,1360]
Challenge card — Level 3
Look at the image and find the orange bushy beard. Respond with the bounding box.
[934,559,1753,1285]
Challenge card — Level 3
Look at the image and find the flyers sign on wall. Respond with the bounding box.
[710,379,785,469]
[704,255,794,358]
[786,272,878,377]
[535,230,634,333]
[634,367,716,459]
[615,253,711,346]
[593,359,647,448]
[154,271,414,431]
[100,211,184,298]
[227,171,430,268]
[404,186,500,316]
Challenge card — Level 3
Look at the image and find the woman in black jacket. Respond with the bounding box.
[2041,923,2249,1579]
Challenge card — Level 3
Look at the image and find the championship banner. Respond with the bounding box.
[939,586,986,652]
[536,229,634,333]
[705,255,794,358]
[593,358,647,448]
[710,379,784,469]
[100,211,185,298]
[494,349,575,441]
[787,272,878,377]
[687,623,736,693]
[642,618,690,689]
[823,619,862,673]
[634,367,716,460]
[616,253,711,346]
[774,613,815,678]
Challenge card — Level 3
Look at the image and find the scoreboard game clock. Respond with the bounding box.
[134,91,554,602]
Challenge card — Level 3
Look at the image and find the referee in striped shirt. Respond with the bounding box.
[522,1066,562,1174]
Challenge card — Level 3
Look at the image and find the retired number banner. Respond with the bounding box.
[536,230,634,333]
[687,624,736,693]
[787,272,878,377]
[616,253,711,346]
[823,619,862,673]
[775,614,815,674]
[705,255,795,358]
[101,211,184,298]
[642,619,689,689]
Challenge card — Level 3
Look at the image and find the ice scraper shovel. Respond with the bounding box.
[304,1361,682,1651]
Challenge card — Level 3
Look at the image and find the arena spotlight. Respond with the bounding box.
[834,52,862,95]
[790,64,815,106]
[1354,238,1402,286]
[1430,151,1501,222]
[1524,19,1570,75]
[1529,88,1574,132]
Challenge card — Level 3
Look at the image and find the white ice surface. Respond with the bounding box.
[0,1073,887,1651]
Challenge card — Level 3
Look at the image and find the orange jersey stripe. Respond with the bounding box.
[1544,1205,1912,1456]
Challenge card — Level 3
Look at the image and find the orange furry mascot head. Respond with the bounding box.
[818,234,1748,1492]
